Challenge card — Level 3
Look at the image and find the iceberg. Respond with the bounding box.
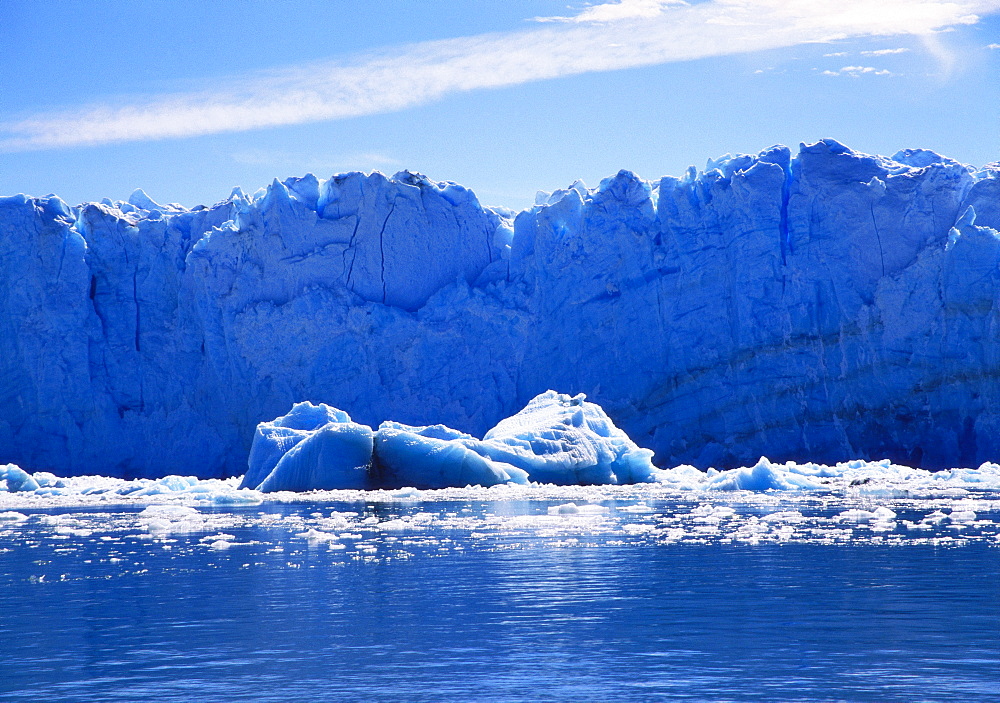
[373,422,529,489]
[703,457,824,492]
[0,464,40,492]
[476,391,660,485]
[241,402,373,491]
[1,141,1000,478]
[244,391,650,490]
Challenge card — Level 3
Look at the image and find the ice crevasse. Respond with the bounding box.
[2,139,1000,478]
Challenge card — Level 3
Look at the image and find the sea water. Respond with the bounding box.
[1,488,999,702]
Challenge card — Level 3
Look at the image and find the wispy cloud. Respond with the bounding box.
[918,31,960,77]
[823,51,849,56]
[2,0,998,152]
[823,65,893,76]
[861,47,911,55]
[533,0,689,23]
[989,42,1000,48]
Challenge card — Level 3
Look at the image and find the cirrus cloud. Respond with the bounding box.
[1,0,997,152]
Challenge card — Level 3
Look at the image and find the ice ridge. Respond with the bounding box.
[1,140,999,478]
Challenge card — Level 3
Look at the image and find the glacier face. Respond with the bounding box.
[1,140,999,478]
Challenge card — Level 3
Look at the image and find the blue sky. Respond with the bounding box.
[2,0,999,210]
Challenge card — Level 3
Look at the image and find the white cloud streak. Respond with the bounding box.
[918,31,960,77]
[534,0,690,23]
[861,47,911,55]
[823,65,893,76]
[2,0,998,152]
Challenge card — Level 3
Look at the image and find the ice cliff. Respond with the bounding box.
[2,139,999,478]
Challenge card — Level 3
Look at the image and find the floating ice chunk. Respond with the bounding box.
[31,472,63,488]
[242,402,374,492]
[619,503,654,513]
[837,509,871,522]
[0,511,29,522]
[922,510,949,525]
[654,464,708,489]
[200,533,236,542]
[706,457,823,491]
[32,487,67,497]
[140,505,201,519]
[548,503,580,515]
[690,504,737,521]
[200,488,264,505]
[138,505,206,534]
[734,521,768,543]
[873,507,897,520]
[949,510,977,523]
[54,525,93,537]
[296,528,341,543]
[546,502,611,515]
[314,514,352,531]
[937,463,1000,488]
[374,422,528,489]
[390,487,422,499]
[477,391,658,485]
[761,510,806,524]
[622,523,654,535]
[376,519,410,531]
[1,464,40,493]
[128,475,201,496]
[934,487,971,498]
[836,508,896,523]
[785,463,841,478]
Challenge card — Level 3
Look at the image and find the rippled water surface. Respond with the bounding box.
[2,494,999,702]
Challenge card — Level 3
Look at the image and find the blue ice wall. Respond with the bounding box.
[1,141,998,477]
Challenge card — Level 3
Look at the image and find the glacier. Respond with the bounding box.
[1,139,1000,478]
